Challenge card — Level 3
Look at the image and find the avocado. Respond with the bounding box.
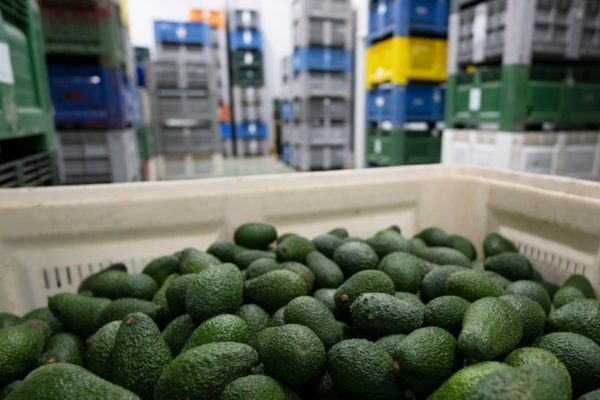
[236,304,270,348]
[579,390,600,400]
[380,251,437,279]
[281,262,316,292]
[540,280,560,298]
[312,235,344,259]
[553,286,586,309]
[505,280,552,315]
[179,248,221,274]
[110,313,172,399]
[244,270,308,313]
[0,321,48,386]
[471,260,484,271]
[417,247,472,268]
[423,295,471,336]
[366,231,409,259]
[155,341,258,400]
[220,375,287,400]
[407,237,428,255]
[277,233,299,244]
[563,274,596,299]
[394,292,425,309]
[327,228,349,239]
[350,293,423,338]
[305,251,345,289]
[483,233,518,258]
[85,321,120,379]
[458,297,523,361]
[48,293,110,339]
[118,274,159,300]
[161,314,195,356]
[504,347,571,392]
[484,253,532,281]
[207,240,238,263]
[375,334,406,357]
[284,296,342,349]
[333,242,379,277]
[428,361,511,400]
[546,299,600,346]
[21,308,62,335]
[36,333,83,367]
[499,295,545,345]
[257,324,326,389]
[234,223,278,249]
[313,288,341,319]
[4,363,139,400]
[245,258,281,280]
[378,252,422,293]
[142,255,180,286]
[484,271,512,289]
[314,371,342,400]
[467,364,571,400]
[182,314,250,352]
[449,235,477,261]
[445,270,504,302]
[420,265,466,302]
[334,270,395,316]
[327,339,403,400]
[534,332,600,396]
[0,314,20,330]
[395,327,460,394]
[234,249,276,269]
[269,307,286,327]
[186,264,244,323]
[77,263,127,293]
[415,227,452,247]
[96,298,158,327]
[0,380,20,399]
[84,270,129,299]
[276,236,316,263]
[342,237,366,245]
[165,274,197,317]
[152,273,179,326]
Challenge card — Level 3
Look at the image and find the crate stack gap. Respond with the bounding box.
[190,9,233,158]
[41,0,140,185]
[0,0,58,187]
[228,6,268,157]
[151,20,222,180]
[443,0,600,181]
[365,0,449,167]
[280,55,293,166]
[285,0,355,172]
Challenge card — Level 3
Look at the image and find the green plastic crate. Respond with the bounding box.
[0,150,58,187]
[41,0,125,67]
[446,65,600,131]
[0,0,54,148]
[138,126,154,161]
[366,127,442,167]
[230,50,264,86]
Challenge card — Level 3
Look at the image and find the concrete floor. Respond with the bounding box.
[222,156,295,177]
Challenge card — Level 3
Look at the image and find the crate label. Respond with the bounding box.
[415,6,428,15]
[374,139,382,154]
[248,124,257,134]
[243,52,255,65]
[377,3,387,15]
[469,88,482,111]
[0,43,14,85]
[176,27,187,39]
[413,97,425,106]
[376,96,385,107]
[243,30,253,44]
[472,4,488,63]
[241,11,252,26]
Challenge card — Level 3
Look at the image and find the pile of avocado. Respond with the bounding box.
[0,223,599,400]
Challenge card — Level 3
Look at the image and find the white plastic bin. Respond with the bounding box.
[0,165,600,314]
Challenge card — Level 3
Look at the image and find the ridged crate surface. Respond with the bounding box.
[293,47,354,74]
[0,151,57,188]
[157,123,217,154]
[292,97,352,123]
[289,122,352,146]
[291,71,353,98]
[292,142,351,171]
[294,14,353,49]
[155,89,216,123]
[367,126,442,166]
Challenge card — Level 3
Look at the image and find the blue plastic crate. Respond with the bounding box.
[366,83,445,127]
[154,21,209,46]
[229,29,263,51]
[293,47,354,74]
[280,101,293,122]
[368,0,449,44]
[127,80,141,129]
[236,122,268,140]
[48,65,131,129]
[282,144,292,165]
[136,65,146,88]
[220,123,233,141]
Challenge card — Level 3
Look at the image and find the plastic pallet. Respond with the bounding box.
[154,21,210,46]
[229,28,263,51]
[292,97,352,123]
[290,122,352,146]
[367,126,442,167]
[151,61,211,89]
[292,0,353,20]
[446,65,600,131]
[366,83,445,128]
[291,71,353,98]
[48,65,131,129]
[366,36,447,88]
[156,123,218,154]
[293,14,353,49]
[291,142,351,171]
[368,0,449,45]
[228,9,261,30]
[293,47,354,74]
[155,89,217,124]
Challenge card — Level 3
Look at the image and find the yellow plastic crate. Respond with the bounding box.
[120,0,129,28]
[366,37,447,88]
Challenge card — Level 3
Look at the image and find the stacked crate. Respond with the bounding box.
[190,9,234,157]
[287,0,354,171]
[365,0,449,167]
[0,0,58,187]
[151,21,221,180]
[228,7,268,157]
[134,47,156,181]
[279,56,293,165]
[41,0,140,184]
[443,0,600,181]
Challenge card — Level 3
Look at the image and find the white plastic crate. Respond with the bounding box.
[156,152,224,181]
[1,166,600,314]
[442,129,600,181]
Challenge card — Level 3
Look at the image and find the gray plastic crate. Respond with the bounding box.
[291,142,351,171]
[156,43,214,63]
[282,121,294,145]
[156,89,217,123]
[152,61,211,89]
[290,121,352,146]
[235,138,269,157]
[448,0,600,73]
[232,87,267,122]
[157,152,223,180]
[292,97,352,123]
[293,15,353,49]
[57,129,141,184]
[292,0,352,20]
[282,56,292,87]
[291,72,353,98]
[228,9,261,30]
[157,123,218,154]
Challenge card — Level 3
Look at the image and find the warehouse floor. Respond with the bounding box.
[222,156,294,176]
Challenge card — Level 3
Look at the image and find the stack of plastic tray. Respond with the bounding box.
[443,0,600,178]
[287,0,355,171]
[228,7,269,157]
[365,0,449,167]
